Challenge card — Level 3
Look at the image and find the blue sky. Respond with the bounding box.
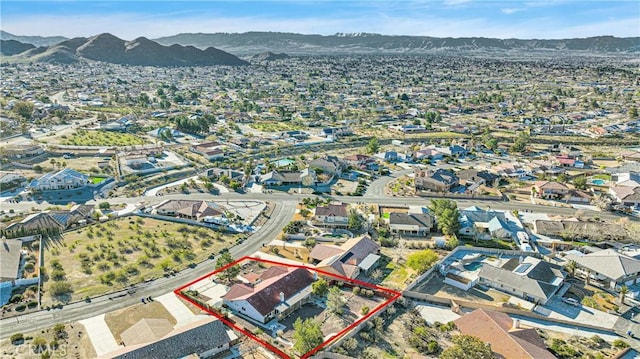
[1,1,639,39]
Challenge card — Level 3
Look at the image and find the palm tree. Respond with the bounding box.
[566,260,577,277]
[620,285,629,305]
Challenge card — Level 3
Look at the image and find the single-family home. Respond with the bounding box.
[3,143,44,160]
[154,200,226,221]
[388,212,434,237]
[613,172,640,188]
[414,168,459,193]
[566,189,592,204]
[609,186,640,208]
[309,155,346,176]
[459,206,512,240]
[222,266,315,323]
[0,238,23,282]
[4,205,94,237]
[457,169,499,187]
[280,130,309,141]
[565,249,640,290]
[191,141,227,161]
[99,316,237,359]
[454,309,555,359]
[0,172,26,191]
[532,181,569,199]
[30,168,90,191]
[343,154,375,170]
[413,148,444,162]
[374,151,398,163]
[311,236,380,278]
[313,203,349,228]
[260,168,316,187]
[478,256,565,305]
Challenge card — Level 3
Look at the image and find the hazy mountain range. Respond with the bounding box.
[154,32,640,55]
[0,33,248,66]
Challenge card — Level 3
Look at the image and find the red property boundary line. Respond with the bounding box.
[174,256,402,359]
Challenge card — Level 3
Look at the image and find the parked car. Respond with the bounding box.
[563,297,580,307]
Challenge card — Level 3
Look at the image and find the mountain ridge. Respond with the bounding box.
[0,30,68,47]
[0,33,249,67]
[153,32,640,55]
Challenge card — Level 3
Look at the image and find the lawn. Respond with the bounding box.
[89,176,107,184]
[60,130,147,146]
[381,260,416,290]
[42,217,237,305]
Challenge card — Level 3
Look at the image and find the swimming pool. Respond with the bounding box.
[591,179,605,185]
[463,262,483,271]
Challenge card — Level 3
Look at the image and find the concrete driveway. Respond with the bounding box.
[537,296,619,329]
[78,314,121,356]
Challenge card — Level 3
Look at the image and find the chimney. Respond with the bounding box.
[512,319,521,330]
[313,272,318,280]
[280,292,285,303]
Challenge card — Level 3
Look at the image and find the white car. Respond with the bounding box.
[563,297,580,307]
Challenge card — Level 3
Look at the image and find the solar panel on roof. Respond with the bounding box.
[514,263,531,274]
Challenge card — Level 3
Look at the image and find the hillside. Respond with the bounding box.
[250,51,290,62]
[2,33,249,66]
[0,30,68,47]
[154,32,640,55]
[0,40,36,56]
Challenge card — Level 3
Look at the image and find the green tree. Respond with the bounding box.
[98,202,111,210]
[347,209,365,233]
[620,285,629,305]
[428,199,460,235]
[629,107,638,119]
[440,335,494,359]
[510,131,529,153]
[10,333,23,344]
[565,260,577,277]
[13,101,34,120]
[215,252,240,282]
[303,237,316,250]
[292,318,324,354]
[573,176,587,190]
[406,249,439,274]
[327,286,345,314]
[311,278,328,297]
[366,137,380,154]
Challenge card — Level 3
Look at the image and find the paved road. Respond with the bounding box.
[0,201,296,338]
[364,169,412,198]
[6,187,627,222]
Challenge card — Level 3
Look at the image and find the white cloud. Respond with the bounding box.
[442,0,473,5]
[501,8,524,15]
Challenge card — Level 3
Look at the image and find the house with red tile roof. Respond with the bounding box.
[454,309,555,359]
[222,266,315,323]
